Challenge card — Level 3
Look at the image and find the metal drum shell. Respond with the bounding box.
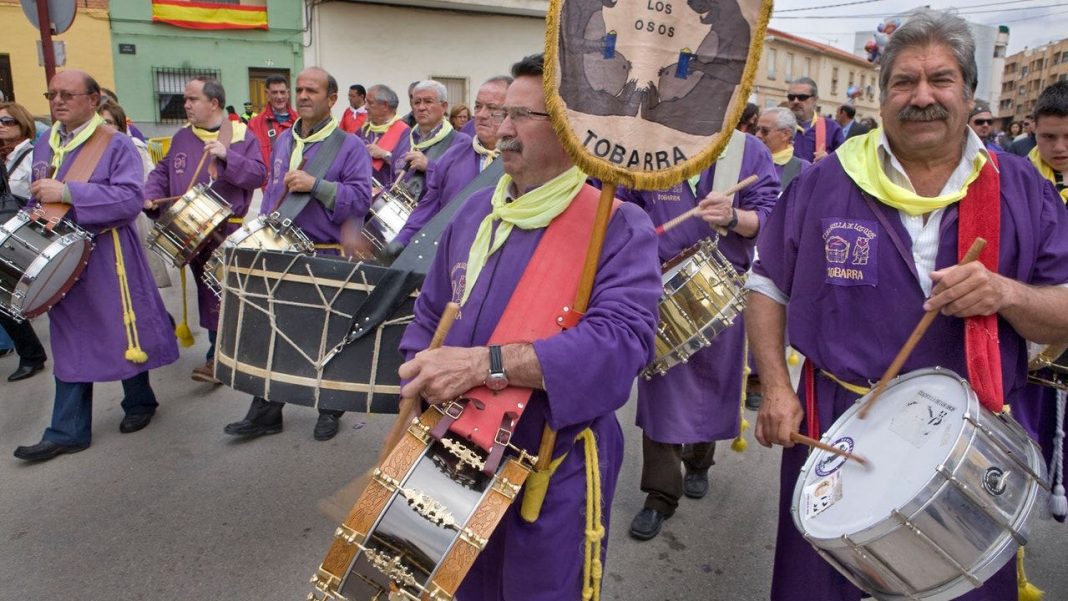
[147,184,232,268]
[202,215,315,294]
[0,211,92,320]
[365,187,417,252]
[791,368,1048,601]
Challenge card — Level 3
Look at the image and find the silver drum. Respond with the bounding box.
[792,368,1048,601]
[202,214,315,294]
[0,211,92,320]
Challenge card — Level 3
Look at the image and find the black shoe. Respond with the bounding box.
[683,469,710,499]
[13,440,89,462]
[8,363,45,382]
[224,418,283,437]
[629,508,667,541]
[224,398,283,438]
[313,413,341,441]
[119,413,153,434]
[745,392,764,411]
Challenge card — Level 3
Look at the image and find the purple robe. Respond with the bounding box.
[357,121,410,188]
[399,186,662,601]
[261,127,372,246]
[393,140,495,246]
[144,126,266,329]
[31,133,178,382]
[753,152,1068,601]
[793,116,845,163]
[622,135,780,444]
[388,126,471,203]
[774,156,811,190]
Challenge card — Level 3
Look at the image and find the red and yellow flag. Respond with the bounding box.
[151,0,269,31]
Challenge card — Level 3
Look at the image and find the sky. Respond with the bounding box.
[768,0,1065,57]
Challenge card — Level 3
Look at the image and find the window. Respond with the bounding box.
[1062,51,1068,63]
[848,70,855,87]
[153,66,221,124]
[803,57,811,78]
[831,66,839,95]
[431,76,468,108]
[766,48,777,80]
[0,55,12,102]
[785,53,794,81]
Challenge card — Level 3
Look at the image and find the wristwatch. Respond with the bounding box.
[725,207,739,231]
[486,345,509,392]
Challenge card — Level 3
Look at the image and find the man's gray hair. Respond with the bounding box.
[763,106,798,132]
[879,9,978,102]
[793,77,818,98]
[412,80,448,103]
[484,75,514,87]
[368,85,399,110]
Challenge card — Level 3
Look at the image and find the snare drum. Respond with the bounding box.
[0,211,92,320]
[793,368,1048,601]
[147,184,232,268]
[1027,342,1068,390]
[202,214,315,293]
[643,238,747,377]
[310,408,533,601]
[363,177,417,252]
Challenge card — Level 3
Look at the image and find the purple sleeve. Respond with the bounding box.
[66,135,145,228]
[325,136,373,224]
[737,140,781,231]
[217,130,267,198]
[1026,170,1068,286]
[532,203,661,430]
[143,147,171,203]
[394,149,452,246]
[398,222,456,361]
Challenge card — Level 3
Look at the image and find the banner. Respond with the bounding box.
[152,0,269,31]
[546,0,772,189]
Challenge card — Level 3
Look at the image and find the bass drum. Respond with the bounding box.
[792,368,1048,601]
[0,211,92,320]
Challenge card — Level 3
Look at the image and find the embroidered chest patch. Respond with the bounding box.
[822,218,878,286]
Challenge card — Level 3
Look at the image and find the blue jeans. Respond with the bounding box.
[43,372,158,446]
[0,324,12,351]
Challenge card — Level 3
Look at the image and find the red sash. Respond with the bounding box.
[370,120,408,171]
[814,117,827,155]
[434,184,618,469]
[958,153,1003,413]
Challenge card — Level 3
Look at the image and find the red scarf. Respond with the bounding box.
[957,153,1003,413]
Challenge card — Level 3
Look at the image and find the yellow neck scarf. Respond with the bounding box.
[772,146,794,166]
[362,114,400,135]
[189,120,249,145]
[472,136,499,170]
[410,120,453,151]
[289,117,339,171]
[49,113,105,170]
[837,130,987,216]
[459,166,587,306]
[1029,146,1068,204]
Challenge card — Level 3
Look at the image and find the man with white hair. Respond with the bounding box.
[387,80,471,203]
[755,106,811,190]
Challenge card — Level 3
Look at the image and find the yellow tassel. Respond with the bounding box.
[731,436,748,452]
[1017,547,1044,601]
[175,269,195,347]
[732,336,750,453]
[112,230,150,364]
[788,350,801,366]
[125,348,149,364]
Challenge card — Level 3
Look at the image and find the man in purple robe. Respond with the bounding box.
[144,76,266,384]
[397,54,661,600]
[387,80,471,205]
[223,67,372,442]
[789,77,845,163]
[756,106,811,190]
[622,133,780,540]
[358,85,409,188]
[392,75,511,248]
[14,70,178,462]
[748,12,1068,601]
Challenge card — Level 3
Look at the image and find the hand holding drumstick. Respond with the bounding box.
[656,174,758,236]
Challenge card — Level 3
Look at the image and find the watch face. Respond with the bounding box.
[486,374,509,391]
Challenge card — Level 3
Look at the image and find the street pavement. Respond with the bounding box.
[1,275,1066,601]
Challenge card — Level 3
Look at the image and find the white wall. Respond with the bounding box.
[309,2,548,119]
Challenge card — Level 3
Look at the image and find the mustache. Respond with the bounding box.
[497,137,522,153]
[898,104,950,122]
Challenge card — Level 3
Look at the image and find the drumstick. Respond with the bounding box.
[789,432,869,466]
[857,238,987,419]
[317,302,460,522]
[185,149,210,194]
[144,194,181,209]
[655,174,759,236]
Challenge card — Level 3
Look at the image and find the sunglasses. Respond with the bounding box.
[787,94,812,102]
[972,119,993,126]
[43,90,92,101]
[755,126,784,136]
[0,117,16,126]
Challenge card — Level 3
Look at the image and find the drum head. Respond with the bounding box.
[795,368,974,539]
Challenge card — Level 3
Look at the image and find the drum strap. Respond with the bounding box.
[371,120,408,172]
[396,129,458,201]
[430,184,620,472]
[35,125,116,229]
[814,117,827,155]
[272,128,347,224]
[958,152,1003,413]
[206,118,234,181]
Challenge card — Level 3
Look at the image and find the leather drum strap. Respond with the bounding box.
[207,118,235,180]
[273,128,347,223]
[38,125,116,229]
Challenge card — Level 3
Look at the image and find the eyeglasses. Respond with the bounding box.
[101,118,117,127]
[493,106,551,122]
[474,102,505,119]
[411,98,443,107]
[971,119,993,126]
[755,126,778,136]
[43,90,92,102]
[787,94,813,102]
[0,117,16,126]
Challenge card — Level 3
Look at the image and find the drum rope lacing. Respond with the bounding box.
[1050,389,1067,518]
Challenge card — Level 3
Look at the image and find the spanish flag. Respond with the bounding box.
[151,0,269,31]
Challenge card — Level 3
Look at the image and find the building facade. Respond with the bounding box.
[110,0,303,136]
[756,29,880,122]
[0,0,115,116]
[999,38,1068,125]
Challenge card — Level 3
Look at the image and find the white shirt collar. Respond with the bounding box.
[876,127,988,196]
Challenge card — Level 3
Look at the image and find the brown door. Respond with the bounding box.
[248,68,290,113]
[0,55,13,102]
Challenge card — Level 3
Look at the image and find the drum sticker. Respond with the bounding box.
[814,436,854,477]
[821,219,878,287]
[888,390,956,448]
[802,471,843,521]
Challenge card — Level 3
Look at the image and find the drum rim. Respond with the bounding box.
[6,219,93,318]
